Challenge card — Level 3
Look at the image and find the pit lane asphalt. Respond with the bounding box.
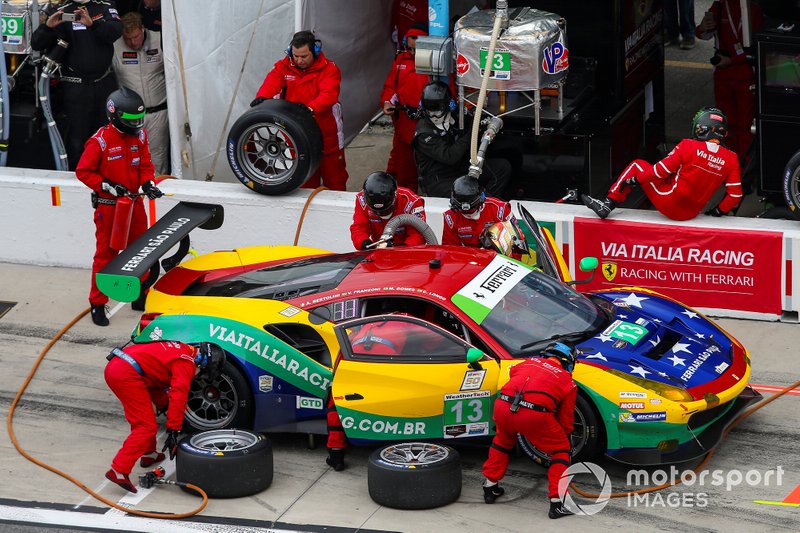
[1,262,799,533]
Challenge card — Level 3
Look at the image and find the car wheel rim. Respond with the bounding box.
[188,429,260,451]
[379,442,450,465]
[789,166,800,211]
[523,407,588,459]
[237,122,298,186]
[184,374,238,430]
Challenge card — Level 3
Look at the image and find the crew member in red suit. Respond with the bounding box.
[251,30,349,190]
[380,23,430,192]
[481,342,578,519]
[442,176,514,247]
[350,171,427,250]
[581,107,742,220]
[75,87,164,327]
[104,341,226,493]
[696,0,762,163]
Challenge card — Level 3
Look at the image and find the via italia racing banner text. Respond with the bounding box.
[573,218,782,314]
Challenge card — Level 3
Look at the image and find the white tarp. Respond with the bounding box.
[162,0,394,182]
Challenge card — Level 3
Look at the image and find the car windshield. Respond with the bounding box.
[477,270,607,356]
[186,253,363,300]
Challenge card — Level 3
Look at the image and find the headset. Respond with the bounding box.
[286,30,322,58]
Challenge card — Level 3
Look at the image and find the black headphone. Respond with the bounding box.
[286,30,322,58]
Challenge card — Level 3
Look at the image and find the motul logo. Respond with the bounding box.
[619,401,645,409]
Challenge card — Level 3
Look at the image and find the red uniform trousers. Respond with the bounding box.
[386,112,420,192]
[303,147,349,191]
[90,200,148,305]
[608,159,694,220]
[483,398,571,499]
[714,64,755,162]
[104,359,161,475]
[326,394,347,449]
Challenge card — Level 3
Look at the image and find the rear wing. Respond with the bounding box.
[96,201,223,302]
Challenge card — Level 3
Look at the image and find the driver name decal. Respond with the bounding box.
[452,256,529,323]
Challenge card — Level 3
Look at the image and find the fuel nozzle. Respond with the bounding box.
[42,39,69,78]
[138,466,166,489]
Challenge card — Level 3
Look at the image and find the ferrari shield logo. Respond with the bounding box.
[602,262,618,282]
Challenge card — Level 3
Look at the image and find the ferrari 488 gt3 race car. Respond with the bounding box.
[98,202,759,466]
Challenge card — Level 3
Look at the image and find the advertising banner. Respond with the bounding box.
[573,217,783,315]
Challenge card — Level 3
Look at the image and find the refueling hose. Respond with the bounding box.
[6,307,209,519]
[38,49,69,171]
[0,0,10,166]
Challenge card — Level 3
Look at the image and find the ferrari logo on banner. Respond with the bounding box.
[602,262,618,282]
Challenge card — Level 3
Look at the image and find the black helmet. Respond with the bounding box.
[542,342,577,372]
[363,171,397,216]
[106,87,146,136]
[692,107,728,142]
[195,342,226,382]
[450,176,485,215]
[420,81,453,117]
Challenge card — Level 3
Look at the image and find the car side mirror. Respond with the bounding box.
[567,257,599,286]
[467,347,484,370]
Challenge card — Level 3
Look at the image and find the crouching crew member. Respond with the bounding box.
[443,176,514,247]
[481,342,578,519]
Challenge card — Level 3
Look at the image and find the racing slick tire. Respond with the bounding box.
[176,429,273,498]
[227,99,323,195]
[782,149,800,216]
[367,442,461,509]
[517,394,603,466]
[183,360,254,433]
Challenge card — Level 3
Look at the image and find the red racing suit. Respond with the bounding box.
[104,341,197,475]
[696,0,763,161]
[607,138,742,220]
[75,124,156,305]
[350,187,427,249]
[255,52,348,190]
[442,197,513,247]
[482,357,577,499]
[380,40,429,191]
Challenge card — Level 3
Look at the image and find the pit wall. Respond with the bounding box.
[2,169,798,322]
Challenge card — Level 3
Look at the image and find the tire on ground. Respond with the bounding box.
[517,394,603,466]
[227,99,323,195]
[176,429,273,498]
[367,442,461,509]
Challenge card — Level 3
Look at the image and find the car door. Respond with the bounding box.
[517,204,572,282]
[332,315,501,443]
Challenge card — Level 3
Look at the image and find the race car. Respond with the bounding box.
[98,202,760,465]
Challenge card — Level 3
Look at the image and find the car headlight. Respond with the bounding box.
[605,368,695,403]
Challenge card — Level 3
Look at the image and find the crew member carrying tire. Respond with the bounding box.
[481,342,577,520]
[581,107,743,221]
[75,87,164,326]
[350,171,427,250]
[104,341,226,493]
[251,30,349,190]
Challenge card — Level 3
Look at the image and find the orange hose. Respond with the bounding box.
[294,186,328,245]
[6,307,209,518]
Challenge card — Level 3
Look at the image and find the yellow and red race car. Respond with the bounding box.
[98,203,759,465]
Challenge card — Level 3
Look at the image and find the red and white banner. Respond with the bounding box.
[573,217,783,315]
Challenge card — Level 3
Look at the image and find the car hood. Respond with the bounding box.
[576,291,735,391]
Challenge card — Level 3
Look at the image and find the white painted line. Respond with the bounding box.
[108,301,126,317]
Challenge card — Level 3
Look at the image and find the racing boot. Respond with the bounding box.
[548,498,574,519]
[139,451,165,468]
[581,194,617,220]
[105,468,137,493]
[91,304,109,327]
[326,448,345,471]
[483,480,505,504]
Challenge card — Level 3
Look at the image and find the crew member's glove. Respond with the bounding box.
[101,180,129,197]
[250,96,266,108]
[705,206,727,217]
[142,180,164,199]
[360,239,373,250]
[162,429,181,460]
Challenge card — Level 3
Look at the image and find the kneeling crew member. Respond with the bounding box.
[442,176,514,247]
[104,341,225,493]
[481,342,578,519]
